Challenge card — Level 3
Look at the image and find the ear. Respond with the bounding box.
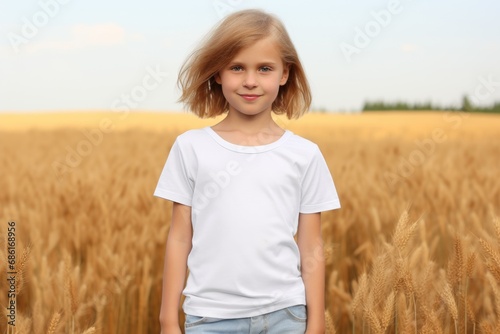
[280,65,290,86]
[214,72,222,84]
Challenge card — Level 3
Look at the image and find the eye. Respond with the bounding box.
[230,65,243,72]
[260,66,272,72]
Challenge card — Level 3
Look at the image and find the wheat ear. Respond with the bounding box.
[46,311,61,334]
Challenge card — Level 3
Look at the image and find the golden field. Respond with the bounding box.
[0,111,499,333]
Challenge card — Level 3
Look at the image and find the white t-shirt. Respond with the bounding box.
[154,126,340,318]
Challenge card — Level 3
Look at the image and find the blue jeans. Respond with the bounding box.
[184,305,307,333]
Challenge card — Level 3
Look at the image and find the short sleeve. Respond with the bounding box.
[300,145,341,213]
[154,138,194,206]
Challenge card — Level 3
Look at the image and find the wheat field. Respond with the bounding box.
[0,111,499,333]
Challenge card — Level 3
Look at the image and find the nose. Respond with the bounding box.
[243,72,257,88]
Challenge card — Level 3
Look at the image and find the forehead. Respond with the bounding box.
[231,37,283,63]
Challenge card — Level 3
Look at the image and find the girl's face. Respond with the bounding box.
[215,37,289,118]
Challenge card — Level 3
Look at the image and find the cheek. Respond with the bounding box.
[266,77,284,92]
[220,75,239,89]
[220,81,236,100]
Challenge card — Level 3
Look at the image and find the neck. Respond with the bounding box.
[220,109,282,135]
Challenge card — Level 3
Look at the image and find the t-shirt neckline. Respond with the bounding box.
[204,126,292,153]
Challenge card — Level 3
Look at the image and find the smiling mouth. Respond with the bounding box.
[239,94,261,101]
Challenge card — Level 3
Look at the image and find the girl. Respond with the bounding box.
[155,9,340,334]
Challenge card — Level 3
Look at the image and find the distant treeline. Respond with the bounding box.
[362,96,500,113]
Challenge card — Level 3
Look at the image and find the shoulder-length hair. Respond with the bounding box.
[177,9,312,119]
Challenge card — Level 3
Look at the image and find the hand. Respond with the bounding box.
[305,323,326,334]
[305,330,325,334]
[160,325,182,334]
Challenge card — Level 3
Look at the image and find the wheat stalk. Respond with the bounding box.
[46,311,61,334]
[437,272,458,334]
[14,244,32,295]
[364,307,382,334]
[479,239,500,281]
[81,327,96,334]
[381,291,395,332]
[325,310,336,334]
[351,273,368,320]
[448,234,464,287]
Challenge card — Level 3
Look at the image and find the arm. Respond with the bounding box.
[159,202,192,334]
[297,212,325,334]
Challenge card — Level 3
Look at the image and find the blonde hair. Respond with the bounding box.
[177,9,312,119]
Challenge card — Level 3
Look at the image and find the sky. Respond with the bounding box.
[1,0,499,113]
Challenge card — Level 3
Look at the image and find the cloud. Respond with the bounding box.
[400,43,418,53]
[71,23,126,46]
[485,42,500,52]
[24,23,133,53]
[130,32,145,42]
